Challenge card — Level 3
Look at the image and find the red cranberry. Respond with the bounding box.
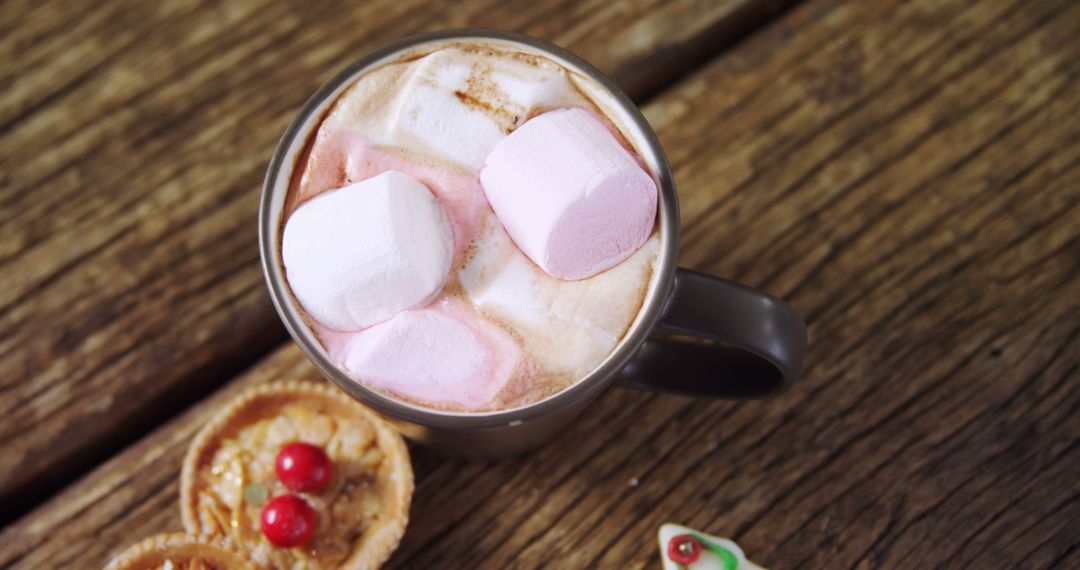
[667,535,702,565]
[261,494,317,547]
[276,442,333,492]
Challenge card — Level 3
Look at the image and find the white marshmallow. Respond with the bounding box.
[282,170,453,331]
[386,48,573,169]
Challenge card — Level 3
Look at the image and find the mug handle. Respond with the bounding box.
[617,268,807,398]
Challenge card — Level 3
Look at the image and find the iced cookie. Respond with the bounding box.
[104,533,255,570]
[659,523,766,570]
[181,382,413,570]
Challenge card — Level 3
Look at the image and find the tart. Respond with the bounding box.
[181,381,413,570]
[105,533,256,570]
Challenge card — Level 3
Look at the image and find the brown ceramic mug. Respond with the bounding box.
[260,29,807,457]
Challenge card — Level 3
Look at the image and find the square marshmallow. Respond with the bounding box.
[387,48,573,170]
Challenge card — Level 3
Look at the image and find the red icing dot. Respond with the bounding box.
[668,535,702,565]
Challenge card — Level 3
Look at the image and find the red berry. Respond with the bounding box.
[667,535,702,565]
[276,442,333,492]
[261,494,317,547]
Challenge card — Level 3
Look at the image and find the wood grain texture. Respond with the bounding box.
[3,0,1077,567]
[0,0,794,518]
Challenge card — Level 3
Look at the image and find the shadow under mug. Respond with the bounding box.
[259,29,808,458]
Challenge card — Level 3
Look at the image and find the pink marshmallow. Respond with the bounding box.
[480,108,657,280]
[326,296,521,410]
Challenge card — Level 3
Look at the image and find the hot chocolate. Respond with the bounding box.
[280,43,660,412]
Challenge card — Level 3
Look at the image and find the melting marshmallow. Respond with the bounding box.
[282,171,452,331]
[460,214,659,377]
[337,296,521,410]
[387,48,573,169]
[480,108,658,280]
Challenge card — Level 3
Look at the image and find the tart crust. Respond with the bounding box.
[180,381,413,570]
[105,533,256,570]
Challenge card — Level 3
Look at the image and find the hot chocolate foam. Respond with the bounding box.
[460,212,658,381]
[282,42,659,411]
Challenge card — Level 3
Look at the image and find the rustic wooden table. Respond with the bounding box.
[2,0,1078,567]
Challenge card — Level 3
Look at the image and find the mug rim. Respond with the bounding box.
[259,28,680,429]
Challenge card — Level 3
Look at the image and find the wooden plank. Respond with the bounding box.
[3,0,1077,566]
[0,0,796,517]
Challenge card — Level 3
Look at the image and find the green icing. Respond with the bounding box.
[690,533,738,570]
